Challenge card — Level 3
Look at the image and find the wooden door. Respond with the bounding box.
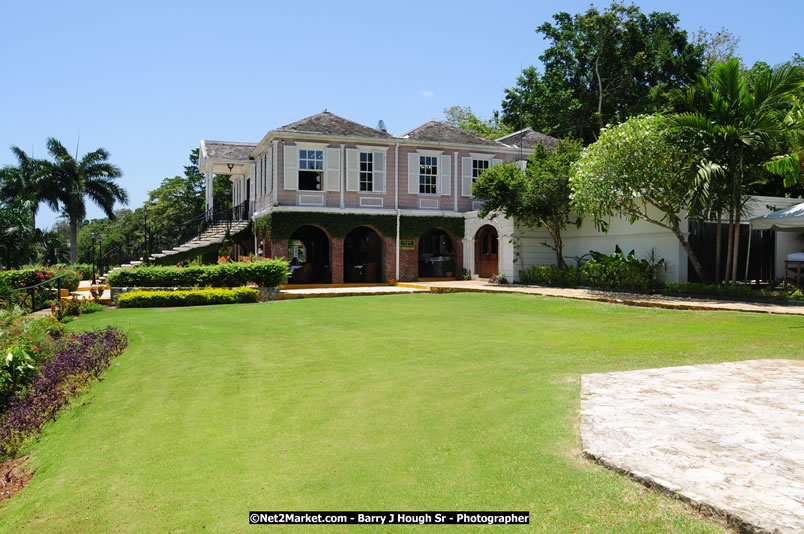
[476,226,498,278]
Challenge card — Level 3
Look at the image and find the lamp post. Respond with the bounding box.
[98,234,103,278]
[91,232,97,285]
[143,206,149,264]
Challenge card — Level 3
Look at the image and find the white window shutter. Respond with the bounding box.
[346,149,359,191]
[373,151,385,193]
[283,146,298,190]
[325,148,340,191]
[408,153,419,195]
[265,152,272,195]
[492,158,502,168]
[440,155,451,196]
[461,157,473,197]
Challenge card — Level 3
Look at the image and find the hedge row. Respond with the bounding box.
[0,266,82,294]
[118,287,259,308]
[106,259,289,288]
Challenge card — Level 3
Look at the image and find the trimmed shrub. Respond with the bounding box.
[106,259,289,288]
[70,263,96,280]
[664,283,753,299]
[519,265,580,286]
[0,327,128,456]
[80,301,105,314]
[118,287,259,308]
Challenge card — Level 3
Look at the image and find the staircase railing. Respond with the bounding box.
[2,272,72,313]
[98,200,252,273]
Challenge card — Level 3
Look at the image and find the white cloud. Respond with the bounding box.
[420,90,435,97]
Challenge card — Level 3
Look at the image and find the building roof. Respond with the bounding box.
[200,140,257,161]
[402,120,504,147]
[497,128,558,150]
[274,111,393,139]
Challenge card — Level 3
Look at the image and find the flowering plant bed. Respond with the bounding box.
[0,327,128,458]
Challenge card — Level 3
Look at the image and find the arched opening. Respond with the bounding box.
[418,228,453,278]
[288,225,330,284]
[344,226,383,283]
[475,225,499,278]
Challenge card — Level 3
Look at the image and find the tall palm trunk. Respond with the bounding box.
[724,206,734,285]
[714,213,722,284]
[69,219,78,264]
[730,157,745,285]
[731,213,741,285]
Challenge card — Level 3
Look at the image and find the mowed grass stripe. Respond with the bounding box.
[2,293,800,532]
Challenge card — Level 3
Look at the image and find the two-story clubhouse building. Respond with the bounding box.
[199,111,548,284]
[202,110,801,285]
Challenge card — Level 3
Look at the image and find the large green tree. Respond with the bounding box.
[692,26,741,70]
[443,106,513,140]
[473,138,582,267]
[146,148,206,247]
[673,59,804,284]
[38,138,128,264]
[501,2,704,144]
[571,114,707,281]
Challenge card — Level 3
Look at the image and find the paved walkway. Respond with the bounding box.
[581,360,804,534]
[414,280,804,315]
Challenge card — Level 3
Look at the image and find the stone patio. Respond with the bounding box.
[581,360,804,534]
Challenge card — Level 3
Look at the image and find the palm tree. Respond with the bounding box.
[38,138,128,264]
[0,145,48,220]
[673,59,804,284]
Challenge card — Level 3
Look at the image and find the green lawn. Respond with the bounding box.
[2,293,802,532]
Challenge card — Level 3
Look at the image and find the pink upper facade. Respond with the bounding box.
[199,111,556,217]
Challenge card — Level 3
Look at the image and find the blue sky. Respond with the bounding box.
[2,0,800,229]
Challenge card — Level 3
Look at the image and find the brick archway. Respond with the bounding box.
[287,225,332,284]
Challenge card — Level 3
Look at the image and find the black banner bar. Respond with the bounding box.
[249,511,529,525]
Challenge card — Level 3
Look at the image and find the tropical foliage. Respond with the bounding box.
[570,114,708,280]
[672,58,804,283]
[473,138,582,267]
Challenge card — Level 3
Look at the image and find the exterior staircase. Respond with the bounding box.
[101,220,250,280]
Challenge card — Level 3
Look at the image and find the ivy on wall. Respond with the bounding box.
[254,214,271,237]
[399,216,464,240]
[258,212,465,241]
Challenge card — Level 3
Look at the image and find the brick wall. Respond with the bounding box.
[263,225,462,283]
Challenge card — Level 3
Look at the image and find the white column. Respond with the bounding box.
[463,238,473,273]
[453,151,459,212]
[206,170,214,216]
[272,140,279,206]
[339,144,345,208]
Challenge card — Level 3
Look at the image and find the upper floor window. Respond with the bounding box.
[299,149,323,191]
[419,156,438,195]
[472,159,490,183]
[360,152,373,192]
